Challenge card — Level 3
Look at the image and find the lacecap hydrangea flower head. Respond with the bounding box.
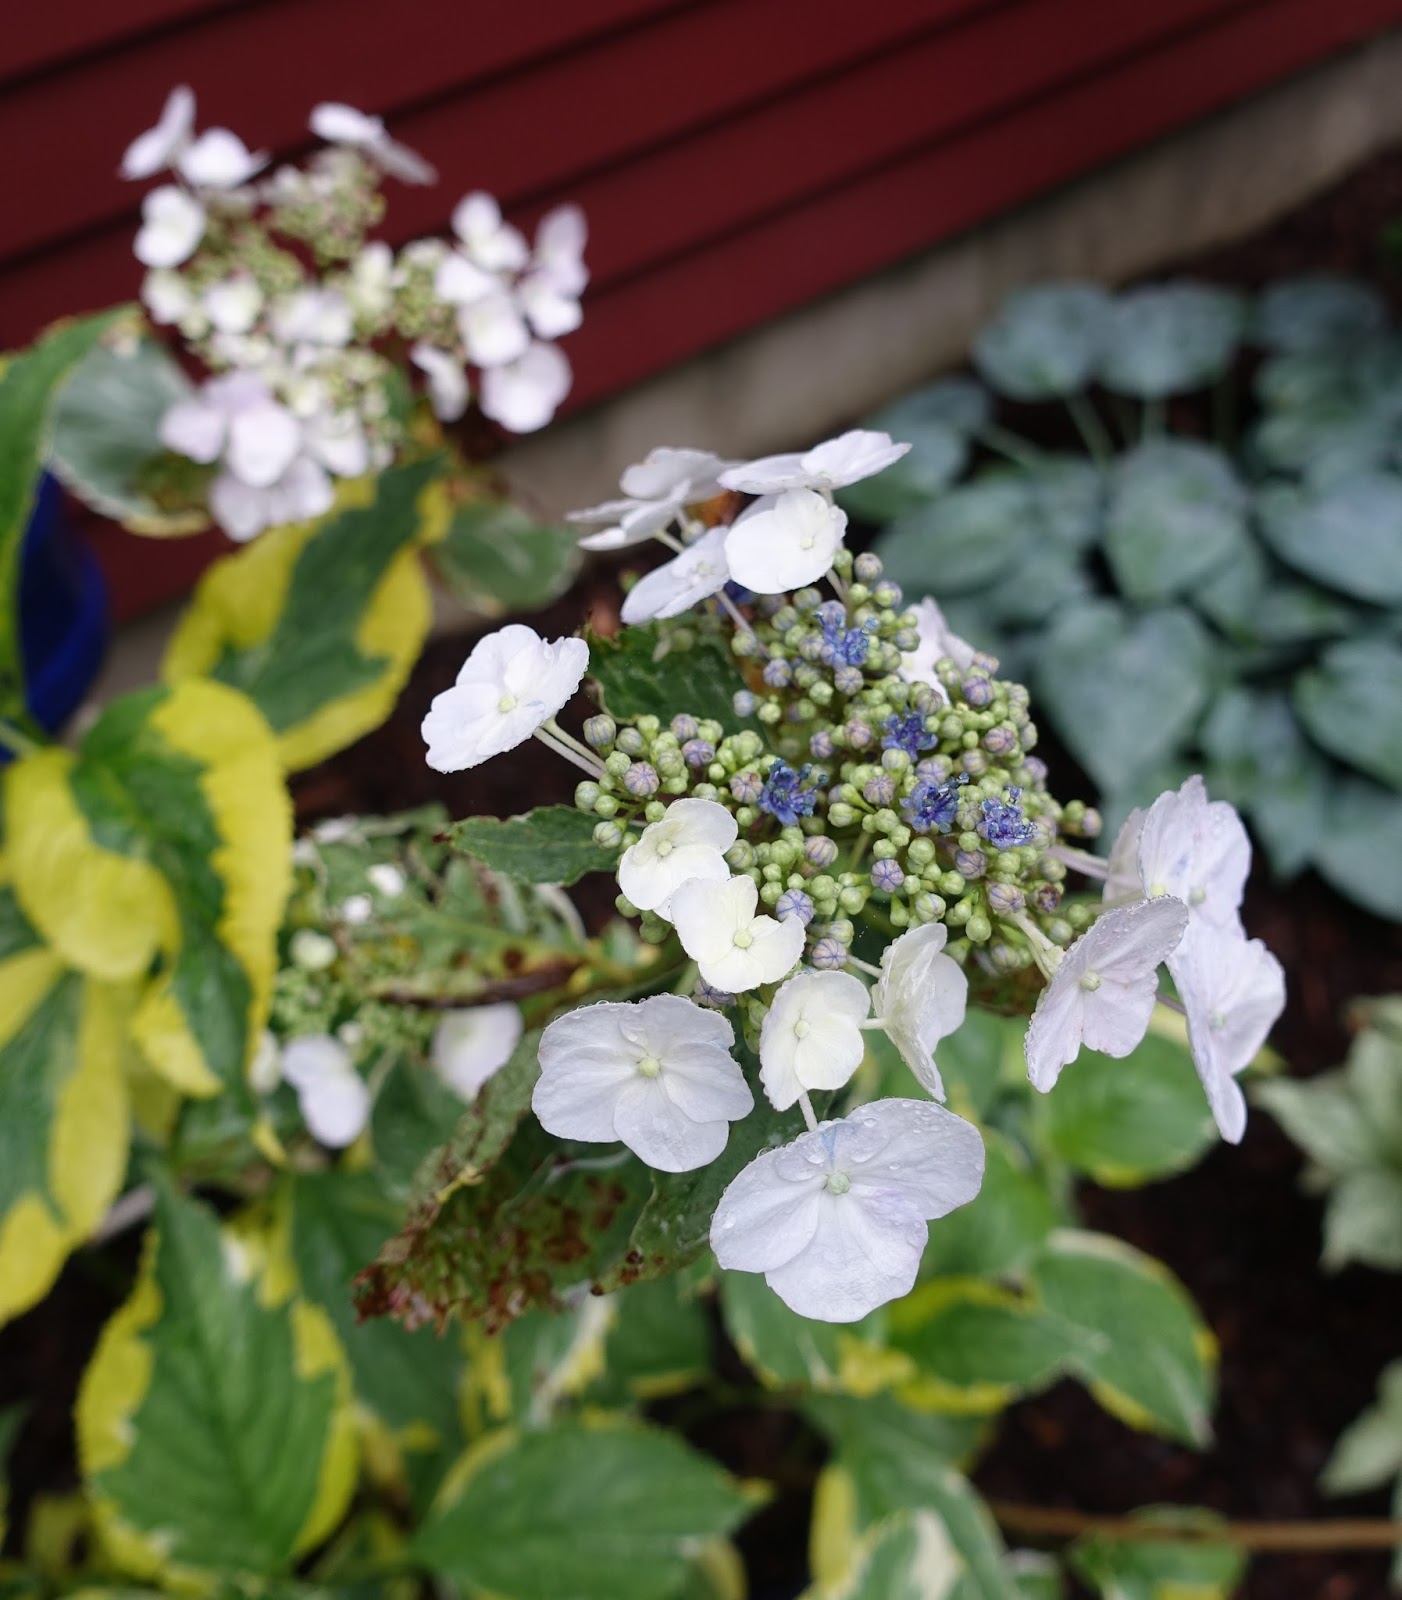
[422,428,1285,1322]
[121,86,586,540]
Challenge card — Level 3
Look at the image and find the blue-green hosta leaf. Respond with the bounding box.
[429,498,580,614]
[1104,440,1247,604]
[875,376,994,437]
[0,904,132,1327]
[0,310,124,721]
[1042,1027,1216,1186]
[1321,1360,1402,1494]
[920,1132,1058,1279]
[447,805,620,886]
[1035,602,1217,794]
[282,1169,463,1503]
[973,283,1111,400]
[1255,348,1356,413]
[49,330,208,535]
[76,1180,356,1581]
[1199,688,1328,877]
[1098,283,1246,398]
[5,678,291,1099]
[1069,1509,1245,1600]
[1253,275,1388,355]
[1249,406,1394,487]
[163,460,439,771]
[1294,637,1402,789]
[586,621,755,728]
[1310,775,1402,920]
[412,1423,753,1600]
[1027,455,1104,553]
[875,477,1029,597]
[1029,1230,1215,1447]
[719,1268,890,1392]
[1256,474,1402,605]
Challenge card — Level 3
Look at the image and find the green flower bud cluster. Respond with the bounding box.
[576,554,1100,987]
[267,147,387,264]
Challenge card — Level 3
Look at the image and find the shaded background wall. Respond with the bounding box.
[6,0,1402,620]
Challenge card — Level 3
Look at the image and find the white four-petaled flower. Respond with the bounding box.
[280,1034,371,1148]
[1025,896,1189,1092]
[873,922,969,1099]
[617,797,737,918]
[899,596,977,698]
[134,185,206,268]
[669,874,806,994]
[479,342,573,433]
[711,1099,985,1322]
[121,85,196,180]
[759,970,870,1110]
[724,489,848,593]
[718,430,911,496]
[421,624,589,773]
[533,995,753,1170]
[1134,775,1251,931]
[431,1003,525,1102]
[310,102,437,185]
[568,448,731,552]
[620,525,731,624]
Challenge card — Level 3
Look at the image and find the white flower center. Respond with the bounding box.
[1208,1009,1226,1031]
[1148,880,1168,897]
[732,928,754,949]
[637,1054,662,1079]
[793,1019,811,1039]
[1189,885,1206,906]
[1079,969,1102,992]
[656,839,674,858]
[497,692,519,713]
[826,1171,851,1195]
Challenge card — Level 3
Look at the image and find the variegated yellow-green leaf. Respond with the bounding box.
[0,884,133,1328]
[5,678,290,1097]
[76,1178,357,1582]
[0,309,125,722]
[162,459,440,771]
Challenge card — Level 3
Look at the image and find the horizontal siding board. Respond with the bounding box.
[560,0,1402,409]
[0,0,693,261]
[0,1,244,87]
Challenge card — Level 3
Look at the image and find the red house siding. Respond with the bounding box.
[4,0,1402,618]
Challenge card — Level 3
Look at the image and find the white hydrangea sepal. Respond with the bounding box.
[1136,775,1251,931]
[873,922,968,1100]
[718,429,910,496]
[431,1003,525,1103]
[620,525,731,624]
[723,489,846,594]
[617,798,737,918]
[121,85,196,180]
[670,874,806,994]
[711,1099,985,1322]
[758,970,870,1110]
[899,596,976,697]
[280,1034,370,1148]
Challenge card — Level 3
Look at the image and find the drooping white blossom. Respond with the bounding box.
[711,1099,985,1322]
[281,1034,371,1148]
[533,995,753,1171]
[421,624,589,772]
[1135,775,1251,932]
[134,185,205,268]
[872,922,969,1099]
[178,127,267,190]
[366,862,406,898]
[899,597,976,696]
[620,525,731,625]
[410,343,470,421]
[617,797,737,918]
[431,1003,524,1102]
[531,204,589,296]
[1025,897,1189,1092]
[669,873,806,994]
[478,341,572,433]
[759,970,870,1110]
[121,85,196,180]
[271,288,354,349]
[724,489,847,593]
[210,454,333,541]
[203,277,263,335]
[309,101,436,185]
[1102,804,1146,903]
[718,429,910,496]
[452,191,530,273]
[568,448,731,552]
[142,269,196,325]
[1171,923,1285,1144]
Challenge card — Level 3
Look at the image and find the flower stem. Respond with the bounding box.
[533,726,605,778]
[1050,844,1109,880]
[977,423,1045,471]
[987,1500,1402,1553]
[1064,393,1112,468]
[1008,912,1062,982]
[796,1090,819,1133]
[846,955,884,980]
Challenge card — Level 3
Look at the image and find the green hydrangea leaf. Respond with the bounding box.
[920,1132,1058,1278]
[1310,775,1402,920]
[1042,1029,1217,1187]
[412,1423,752,1600]
[1322,1168,1402,1272]
[1321,1360,1402,1494]
[1035,602,1217,794]
[163,460,439,771]
[49,330,208,536]
[596,1276,711,1400]
[973,283,1110,400]
[1029,1230,1215,1447]
[1098,284,1246,399]
[446,806,619,885]
[1257,475,1402,605]
[77,1179,355,1580]
[1294,637,1402,789]
[719,1268,888,1391]
[429,498,580,613]
[586,622,754,728]
[1104,440,1247,604]
[1069,1510,1245,1600]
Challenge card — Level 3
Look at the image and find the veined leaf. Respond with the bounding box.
[586,621,756,728]
[163,460,439,771]
[447,806,619,886]
[430,498,580,613]
[0,311,124,721]
[5,679,291,1097]
[0,897,133,1326]
[76,1180,357,1581]
[1069,1509,1245,1600]
[412,1422,753,1600]
[720,1269,899,1393]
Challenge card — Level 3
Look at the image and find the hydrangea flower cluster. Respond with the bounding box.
[121,87,585,538]
[421,429,1286,1321]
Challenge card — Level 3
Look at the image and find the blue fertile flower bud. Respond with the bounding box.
[730,769,764,804]
[733,689,758,717]
[810,729,835,759]
[762,658,794,688]
[902,773,966,834]
[810,936,847,970]
[758,760,823,826]
[870,857,904,894]
[671,714,699,741]
[804,835,839,868]
[882,711,935,759]
[624,762,660,797]
[682,738,716,769]
[978,788,1037,850]
[776,888,816,924]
